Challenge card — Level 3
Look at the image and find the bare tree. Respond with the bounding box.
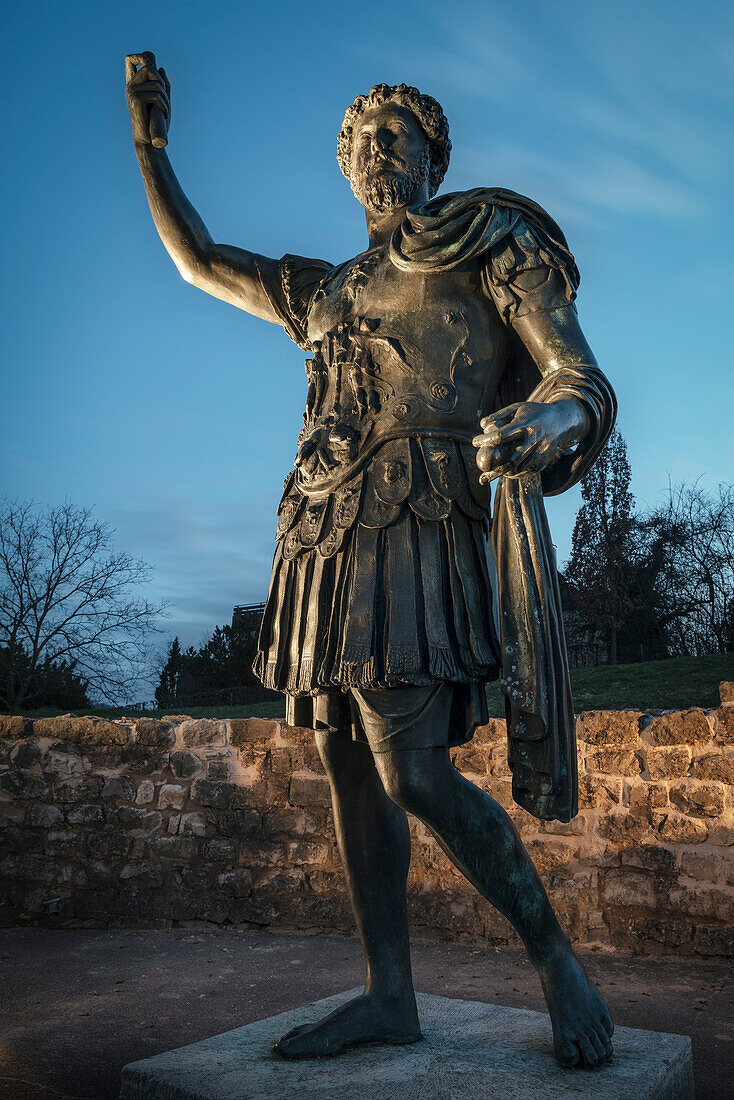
[644,480,734,655]
[0,500,167,710]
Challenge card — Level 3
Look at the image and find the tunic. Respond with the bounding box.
[252,188,616,821]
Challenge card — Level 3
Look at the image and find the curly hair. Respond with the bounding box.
[337,84,451,199]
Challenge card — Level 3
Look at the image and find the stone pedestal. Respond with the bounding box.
[120,989,694,1099]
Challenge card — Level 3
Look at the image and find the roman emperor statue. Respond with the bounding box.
[127,54,616,1070]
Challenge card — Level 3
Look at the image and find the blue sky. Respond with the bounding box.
[3,0,733,673]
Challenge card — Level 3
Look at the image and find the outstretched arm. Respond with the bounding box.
[125,54,280,321]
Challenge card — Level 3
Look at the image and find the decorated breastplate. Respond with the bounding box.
[294,312,488,499]
[274,312,492,559]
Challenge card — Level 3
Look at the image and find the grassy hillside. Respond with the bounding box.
[9,653,733,722]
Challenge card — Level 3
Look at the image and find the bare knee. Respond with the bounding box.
[374,750,439,815]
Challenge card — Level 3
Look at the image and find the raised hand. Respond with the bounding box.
[473,398,589,483]
[125,52,170,147]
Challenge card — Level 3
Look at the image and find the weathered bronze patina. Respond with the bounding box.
[127,57,616,1070]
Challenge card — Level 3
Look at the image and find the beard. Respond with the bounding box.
[352,147,431,212]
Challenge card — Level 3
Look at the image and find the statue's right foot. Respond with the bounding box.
[537,940,614,1070]
[273,991,421,1059]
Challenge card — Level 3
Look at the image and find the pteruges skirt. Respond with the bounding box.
[253,505,501,747]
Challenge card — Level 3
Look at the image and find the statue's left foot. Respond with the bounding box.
[273,990,421,1059]
[538,941,614,1070]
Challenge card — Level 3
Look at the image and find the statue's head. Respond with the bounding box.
[337,84,451,213]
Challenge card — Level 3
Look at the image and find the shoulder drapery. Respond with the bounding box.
[391,187,616,822]
[252,252,333,350]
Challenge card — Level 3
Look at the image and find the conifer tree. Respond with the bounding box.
[565,429,636,664]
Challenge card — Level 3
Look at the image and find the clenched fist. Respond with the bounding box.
[125,52,170,147]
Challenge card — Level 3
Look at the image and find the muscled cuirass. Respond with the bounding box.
[277,245,511,558]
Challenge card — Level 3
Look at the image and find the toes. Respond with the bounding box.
[591,1025,613,1063]
[588,1028,608,1065]
[556,1038,580,1068]
[579,1034,601,1069]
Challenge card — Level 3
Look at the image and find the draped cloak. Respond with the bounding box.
[254,187,616,823]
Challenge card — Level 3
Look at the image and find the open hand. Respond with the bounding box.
[473,398,589,483]
[125,52,170,146]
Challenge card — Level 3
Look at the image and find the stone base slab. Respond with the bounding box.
[120,989,694,1099]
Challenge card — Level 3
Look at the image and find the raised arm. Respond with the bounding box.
[125,53,280,321]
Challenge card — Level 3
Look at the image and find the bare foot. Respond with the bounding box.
[538,942,614,1070]
[273,991,421,1059]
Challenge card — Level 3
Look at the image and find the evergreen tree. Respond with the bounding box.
[565,429,636,664]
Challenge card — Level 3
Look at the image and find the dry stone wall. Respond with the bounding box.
[1,686,733,956]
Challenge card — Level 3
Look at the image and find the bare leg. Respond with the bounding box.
[274,730,420,1059]
[373,747,614,1070]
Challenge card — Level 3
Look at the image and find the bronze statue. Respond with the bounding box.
[126,53,616,1070]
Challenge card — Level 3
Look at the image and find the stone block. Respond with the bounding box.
[66,804,106,825]
[584,747,640,777]
[214,810,261,838]
[120,990,694,1100]
[25,803,64,828]
[158,783,186,810]
[667,883,734,922]
[713,707,734,744]
[287,839,331,865]
[627,782,669,822]
[719,681,734,704]
[32,716,132,746]
[0,715,28,739]
[679,850,727,883]
[597,810,650,847]
[603,869,657,908]
[217,868,253,896]
[180,720,226,748]
[207,759,230,780]
[120,746,169,775]
[1,853,55,882]
[9,739,43,767]
[180,812,208,837]
[645,745,691,780]
[576,710,643,747]
[170,750,204,779]
[150,836,200,861]
[115,806,163,832]
[474,717,506,744]
[653,810,708,844]
[191,779,236,809]
[669,779,726,818]
[133,718,174,748]
[289,773,331,808]
[578,773,623,811]
[693,924,734,955]
[102,775,137,802]
[204,839,236,864]
[0,769,46,800]
[228,717,280,745]
[692,752,734,782]
[645,709,712,746]
[135,779,155,805]
[707,818,734,845]
[87,828,133,861]
[119,861,164,888]
[621,844,678,874]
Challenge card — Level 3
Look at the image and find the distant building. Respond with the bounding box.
[231,602,266,632]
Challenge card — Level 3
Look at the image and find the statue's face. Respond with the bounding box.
[350,101,430,213]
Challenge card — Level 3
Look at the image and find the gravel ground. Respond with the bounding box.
[1,928,732,1098]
